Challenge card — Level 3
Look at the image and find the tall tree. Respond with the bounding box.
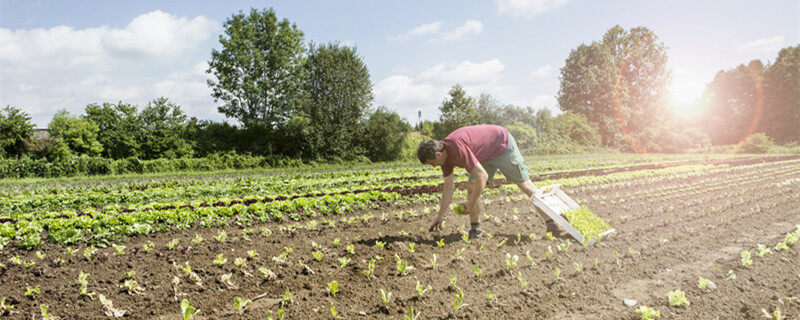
[762,45,800,143]
[0,106,34,157]
[207,8,306,132]
[84,102,141,159]
[558,25,671,149]
[438,84,479,138]
[296,43,373,159]
[138,98,193,159]
[701,60,765,145]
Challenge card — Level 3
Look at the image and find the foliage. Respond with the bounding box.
[740,133,774,154]
[137,98,193,159]
[558,25,671,148]
[506,122,537,149]
[636,306,660,320]
[47,110,103,157]
[437,85,479,139]
[360,107,411,162]
[207,8,306,132]
[84,102,141,159]
[666,290,690,307]
[0,106,34,157]
[563,206,611,240]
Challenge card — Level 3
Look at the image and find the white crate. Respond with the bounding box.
[530,184,614,246]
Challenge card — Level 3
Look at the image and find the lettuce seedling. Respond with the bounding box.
[756,244,771,257]
[395,254,413,275]
[437,239,445,247]
[454,248,466,259]
[416,281,432,296]
[192,234,203,245]
[362,259,376,279]
[666,290,690,307]
[215,230,227,243]
[451,290,467,313]
[338,257,350,268]
[180,299,199,320]
[697,277,715,290]
[25,284,39,297]
[450,204,466,215]
[99,294,125,318]
[517,272,528,290]
[112,244,126,255]
[430,253,438,269]
[312,251,324,262]
[258,267,276,281]
[166,239,179,250]
[374,241,386,249]
[327,281,339,296]
[403,306,421,320]
[346,244,356,255]
[233,297,252,314]
[380,289,393,306]
[213,254,227,266]
[474,265,484,278]
[636,305,660,320]
[740,250,752,267]
[83,246,97,260]
[120,280,144,295]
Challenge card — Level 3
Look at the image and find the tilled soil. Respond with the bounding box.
[1,159,799,319]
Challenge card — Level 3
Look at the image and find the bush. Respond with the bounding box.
[740,133,775,153]
[400,132,428,162]
[507,122,537,149]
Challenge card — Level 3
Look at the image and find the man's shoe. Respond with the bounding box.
[468,228,483,239]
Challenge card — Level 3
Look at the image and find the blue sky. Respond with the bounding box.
[2,0,798,127]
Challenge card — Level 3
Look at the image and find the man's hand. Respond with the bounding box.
[429,214,444,232]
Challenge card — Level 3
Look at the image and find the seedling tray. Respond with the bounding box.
[530,184,615,246]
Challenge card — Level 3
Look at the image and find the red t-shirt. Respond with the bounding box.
[441,124,509,177]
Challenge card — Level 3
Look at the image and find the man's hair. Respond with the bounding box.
[417,139,444,164]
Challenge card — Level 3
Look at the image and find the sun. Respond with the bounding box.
[669,70,707,117]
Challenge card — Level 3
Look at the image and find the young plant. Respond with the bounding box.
[327,281,339,296]
[395,254,412,275]
[451,290,467,313]
[514,232,521,245]
[486,290,496,303]
[192,233,203,245]
[505,253,519,270]
[525,250,536,267]
[219,273,236,289]
[756,244,771,257]
[496,238,508,248]
[120,279,145,295]
[167,239,180,250]
[246,249,258,259]
[362,258,376,279]
[408,243,415,253]
[234,257,245,268]
[181,299,199,320]
[454,247,466,259]
[517,272,528,290]
[529,232,537,242]
[338,257,351,268]
[330,305,338,318]
[83,246,97,260]
[213,254,228,266]
[727,270,737,280]
[416,281,432,296]
[258,267,277,281]
[99,294,125,318]
[233,297,252,314]
[380,289,392,306]
[142,241,154,253]
[282,291,293,306]
[636,305,660,320]
[740,250,752,267]
[554,268,561,281]
[545,232,555,240]
[545,246,554,259]
[474,265,484,279]
[449,275,458,289]
[65,247,77,255]
[0,297,14,315]
[25,284,40,297]
[573,262,583,273]
[430,253,438,269]
[374,241,386,249]
[436,238,445,247]
[346,244,355,255]
[697,277,715,290]
[403,306,421,320]
[215,230,227,243]
[39,305,53,319]
[461,232,470,244]
[666,290,690,307]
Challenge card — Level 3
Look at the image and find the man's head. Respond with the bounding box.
[417,139,446,167]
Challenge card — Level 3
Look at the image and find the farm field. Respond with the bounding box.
[1,154,799,319]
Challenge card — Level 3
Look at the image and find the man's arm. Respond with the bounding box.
[429,173,454,231]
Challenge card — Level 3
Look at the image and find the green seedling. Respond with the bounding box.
[346,244,355,255]
[741,250,752,267]
[312,251,324,262]
[474,265,484,278]
[192,233,203,244]
[328,281,338,296]
[233,297,252,314]
[437,239,445,247]
[215,230,227,242]
[395,254,412,275]
[517,272,528,289]
[416,280,432,296]
[505,253,519,270]
[403,306,421,320]
[454,247,466,259]
[167,239,180,250]
[636,305,660,320]
[380,289,392,306]
[99,294,125,317]
[554,267,561,281]
[25,284,40,297]
[374,241,386,249]
[451,290,467,313]
[181,299,199,320]
[338,257,350,268]
[697,277,715,290]
[430,253,438,269]
[666,290,690,307]
[362,259,376,279]
[450,203,466,215]
[83,246,97,260]
[213,254,227,265]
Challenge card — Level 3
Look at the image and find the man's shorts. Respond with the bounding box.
[469,133,531,184]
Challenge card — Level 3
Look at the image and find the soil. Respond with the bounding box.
[1,158,799,319]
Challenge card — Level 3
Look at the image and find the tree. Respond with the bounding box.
[762,45,800,143]
[138,98,193,159]
[506,122,537,149]
[438,84,479,138]
[360,107,411,162]
[549,112,602,147]
[0,106,34,157]
[84,102,141,158]
[701,60,765,145]
[558,25,671,149]
[207,8,306,132]
[47,110,103,156]
[297,43,373,159]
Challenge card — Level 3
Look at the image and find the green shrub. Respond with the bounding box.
[740,133,774,153]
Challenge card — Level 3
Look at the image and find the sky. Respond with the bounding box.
[1,0,799,127]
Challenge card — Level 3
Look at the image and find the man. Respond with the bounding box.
[417,124,552,239]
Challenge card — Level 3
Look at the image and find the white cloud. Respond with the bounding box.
[375,59,507,121]
[387,21,442,41]
[531,64,555,78]
[0,10,222,126]
[429,20,483,43]
[739,35,786,54]
[496,0,569,18]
